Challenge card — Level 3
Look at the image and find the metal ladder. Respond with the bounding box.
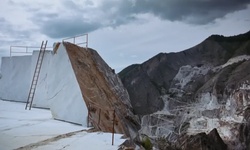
[25,41,47,110]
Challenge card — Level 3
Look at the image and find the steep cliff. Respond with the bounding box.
[120,31,250,149]
[64,42,140,138]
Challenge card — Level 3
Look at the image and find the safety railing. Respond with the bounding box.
[10,46,53,57]
[10,46,39,57]
[10,33,88,57]
[62,33,88,48]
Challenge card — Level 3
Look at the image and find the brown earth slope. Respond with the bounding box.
[63,42,140,138]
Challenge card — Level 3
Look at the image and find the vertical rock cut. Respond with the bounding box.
[64,42,140,138]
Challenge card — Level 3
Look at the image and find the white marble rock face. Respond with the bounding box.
[46,43,88,126]
[0,44,88,126]
[0,55,32,102]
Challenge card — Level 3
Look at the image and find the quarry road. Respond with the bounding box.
[0,100,125,150]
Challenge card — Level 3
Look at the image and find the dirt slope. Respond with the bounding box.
[64,42,140,138]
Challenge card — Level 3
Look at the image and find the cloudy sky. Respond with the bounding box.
[0,0,250,71]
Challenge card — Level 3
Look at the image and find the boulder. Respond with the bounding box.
[181,128,227,150]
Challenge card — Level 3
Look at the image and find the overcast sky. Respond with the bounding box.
[0,0,250,71]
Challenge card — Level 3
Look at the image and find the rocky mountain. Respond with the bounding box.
[119,31,250,149]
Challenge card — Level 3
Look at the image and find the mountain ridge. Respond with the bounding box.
[119,30,250,115]
[119,30,250,149]
[120,30,250,75]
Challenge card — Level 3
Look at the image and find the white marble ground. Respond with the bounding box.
[0,100,125,150]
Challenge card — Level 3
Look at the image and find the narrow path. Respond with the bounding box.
[15,129,89,150]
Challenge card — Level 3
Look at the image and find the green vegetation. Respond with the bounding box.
[156,136,181,150]
[141,137,153,150]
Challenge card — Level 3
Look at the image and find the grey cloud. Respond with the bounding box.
[0,17,10,29]
[0,17,31,40]
[41,20,101,39]
[0,18,5,23]
[32,14,102,38]
[99,1,138,27]
[61,0,83,12]
[114,0,250,24]
[85,0,94,6]
[28,0,250,38]
[0,18,18,57]
[32,12,59,21]
[27,0,104,38]
[0,17,34,57]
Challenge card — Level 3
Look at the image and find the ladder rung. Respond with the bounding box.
[25,40,47,110]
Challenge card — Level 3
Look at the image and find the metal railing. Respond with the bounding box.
[10,46,53,57]
[9,33,88,57]
[10,46,39,57]
[62,33,88,48]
